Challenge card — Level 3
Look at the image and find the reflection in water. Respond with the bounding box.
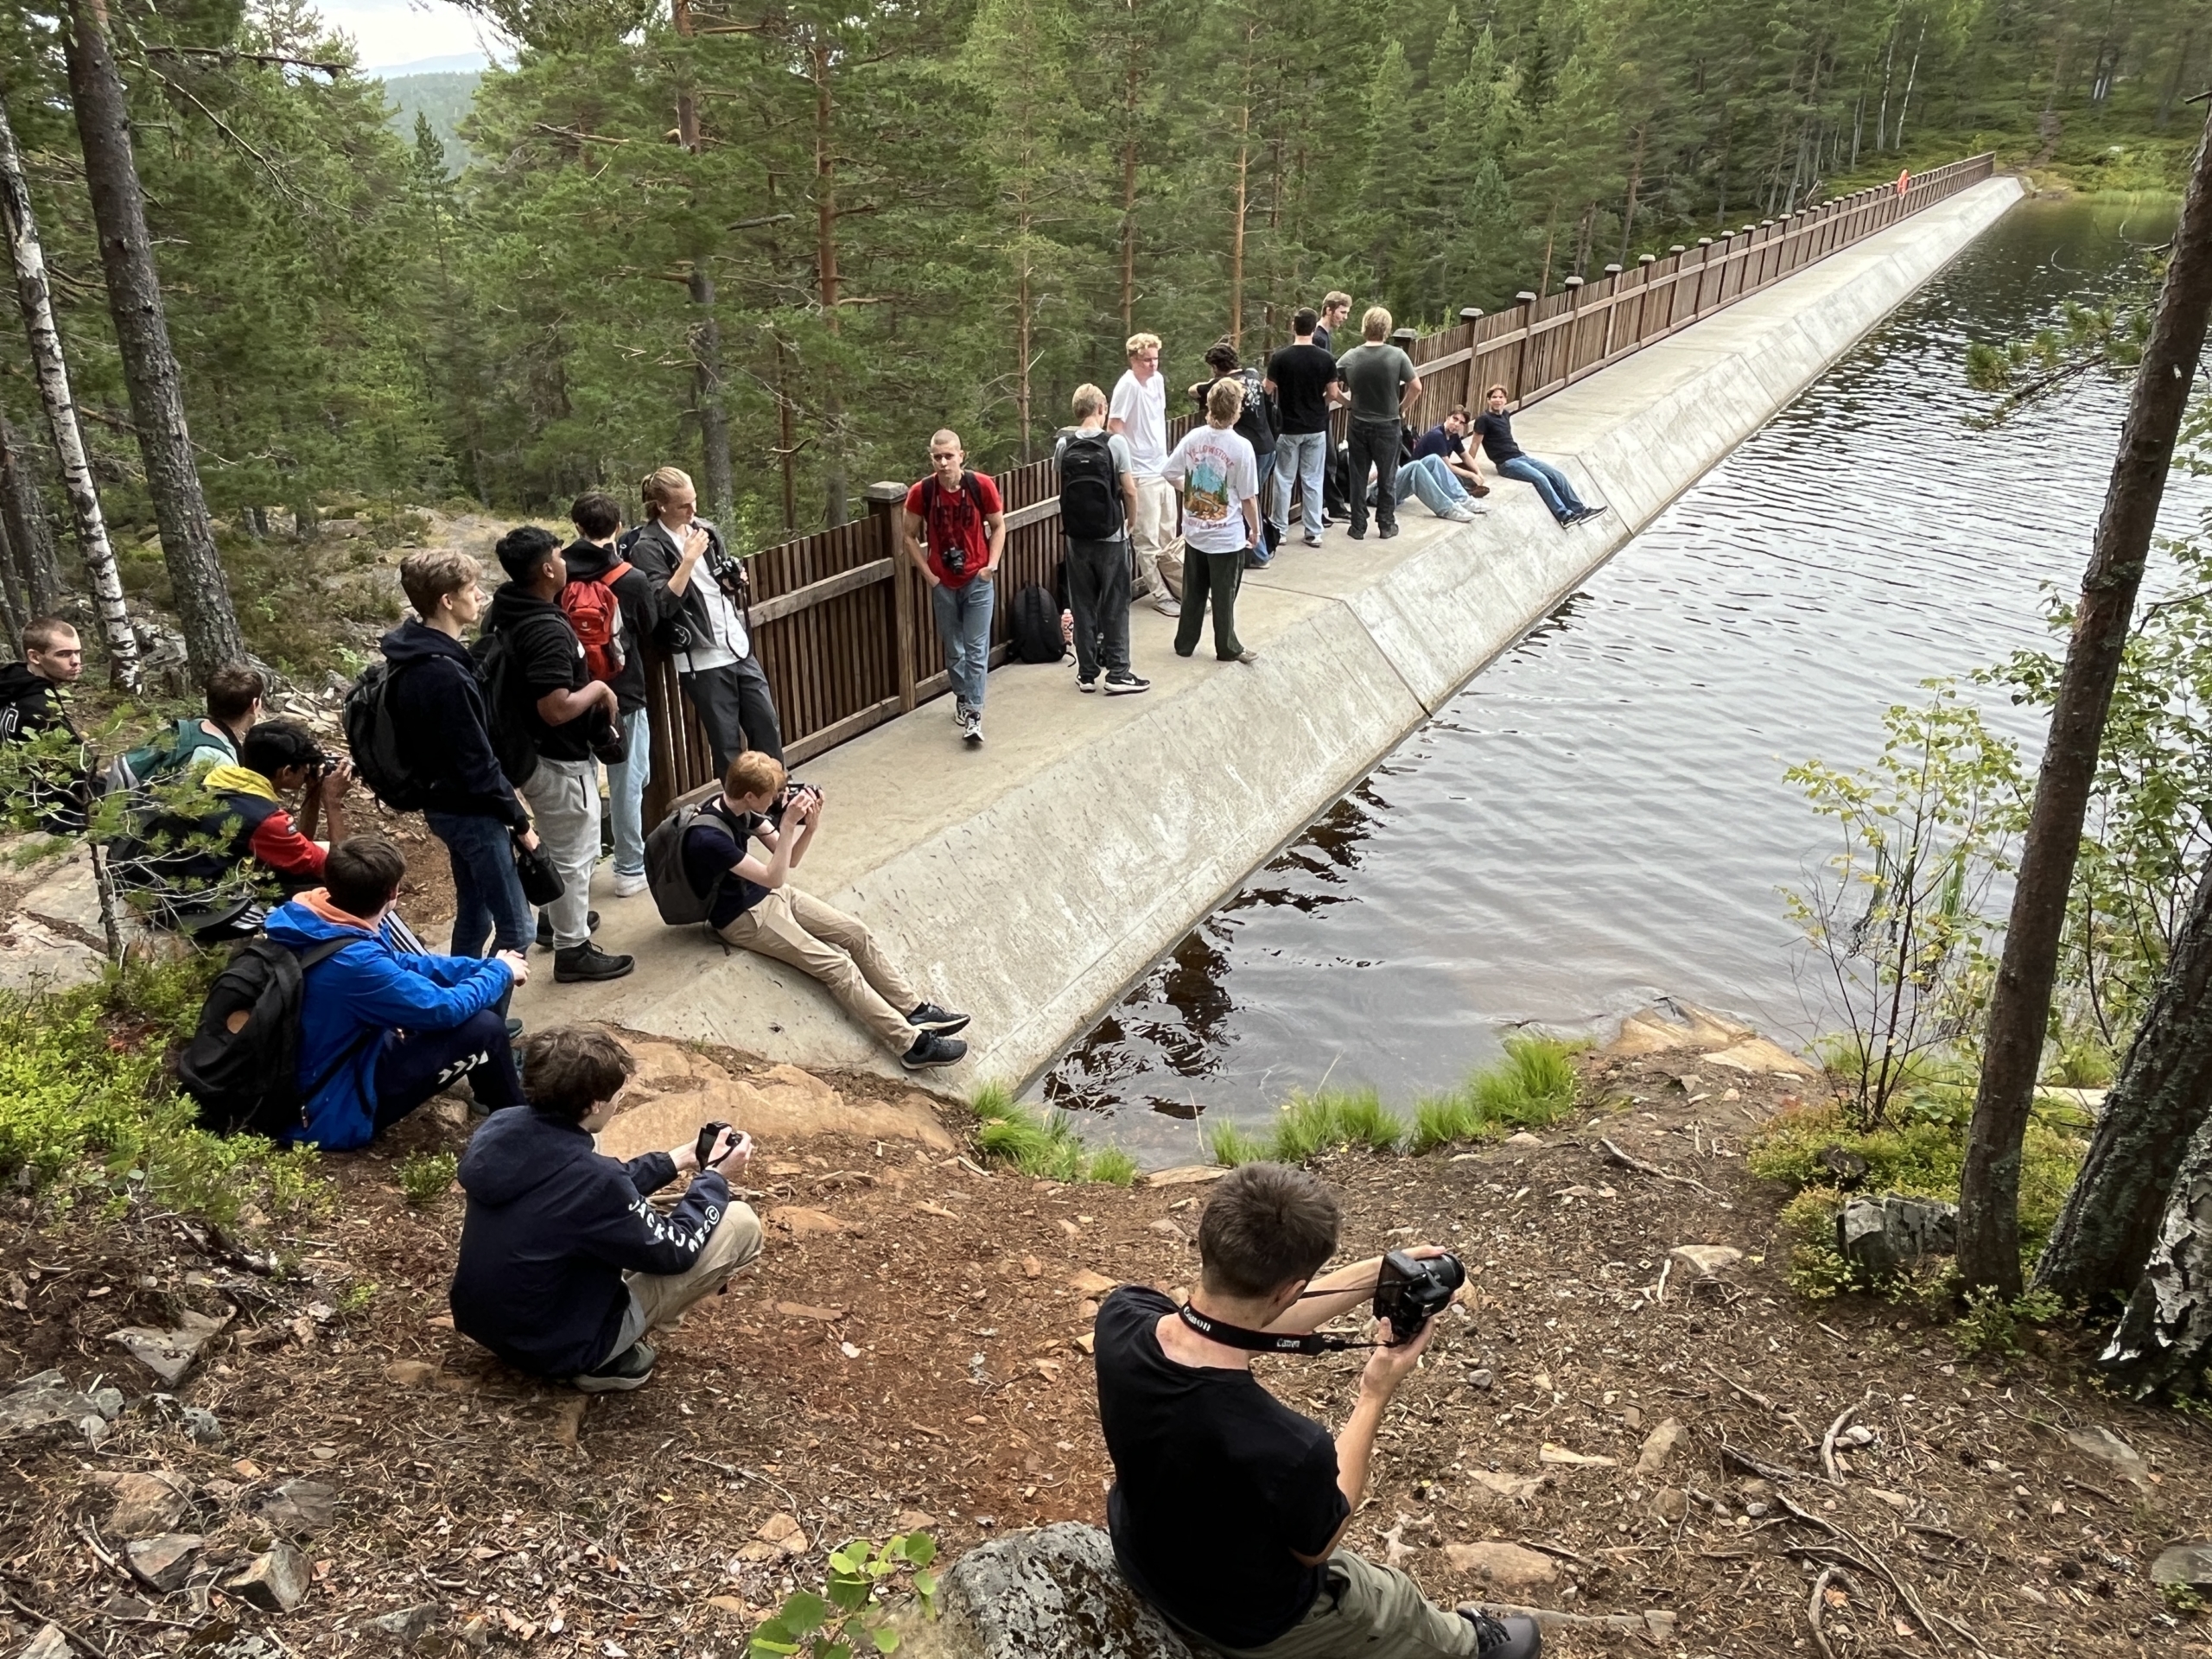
[1041,198,2198,1166]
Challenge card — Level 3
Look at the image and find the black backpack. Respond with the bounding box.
[1010,582,1064,665]
[176,936,359,1139]
[645,798,728,926]
[1058,430,1123,542]
[343,659,429,811]
[471,628,541,791]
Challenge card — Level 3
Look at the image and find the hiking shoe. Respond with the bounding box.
[908,1001,972,1036]
[1104,671,1151,696]
[1458,1609,1541,1658]
[901,1031,969,1071]
[612,870,648,898]
[1379,524,1400,539]
[1347,528,1366,541]
[1077,673,1098,693]
[555,940,634,982]
[537,909,601,950]
[1575,504,1610,524]
[962,711,984,747]
[573,1340,657,1393]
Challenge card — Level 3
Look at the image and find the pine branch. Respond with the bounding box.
[142,45,348,75]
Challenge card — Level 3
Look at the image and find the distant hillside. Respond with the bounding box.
[382,70,480,175]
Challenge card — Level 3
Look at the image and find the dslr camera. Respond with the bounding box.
[939,541,969,582]
[1372,1249,1465,1343]
[772,780,822,821]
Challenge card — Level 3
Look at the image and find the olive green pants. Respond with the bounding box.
[1205,1551,1478,1659]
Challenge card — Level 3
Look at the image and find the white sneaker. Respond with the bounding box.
[612,871,648,898]
[1154,597,1181,618]
[963,711,984,747]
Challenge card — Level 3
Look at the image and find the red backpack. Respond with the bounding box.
[559,563,631,683]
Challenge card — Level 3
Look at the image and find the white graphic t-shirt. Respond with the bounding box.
[1161,425,1258,556]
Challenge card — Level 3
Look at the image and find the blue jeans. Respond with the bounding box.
[426,810,531,957]
[1273,431,1329,537]
[607,705,651,877]
[1393,454,1474,517]
[932,577,995,714]
[1499,454,1586,521]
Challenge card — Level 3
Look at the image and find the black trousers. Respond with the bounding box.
[370,989,523,1134]
[1347,419,1402,536]
[680,655,785,775]
[1065,537,1133,678]
[1173,547,1247,661]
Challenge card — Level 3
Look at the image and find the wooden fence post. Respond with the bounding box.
[1459,306,1482,409]
[866,480,918,712]
[1513,290,1537,400]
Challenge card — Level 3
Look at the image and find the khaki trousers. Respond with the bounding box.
[618,1200,764,1348]
[1129,475,1185,601]
[718,887,920,1054]
[1207,1552,1478,1659]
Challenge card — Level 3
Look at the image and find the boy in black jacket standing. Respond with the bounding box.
[450,1026,762,1392]
[384,551,540,957]
[565,493,672,900]
[482,527,633,983]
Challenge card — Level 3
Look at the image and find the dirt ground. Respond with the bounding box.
[3,1042,2209,1658]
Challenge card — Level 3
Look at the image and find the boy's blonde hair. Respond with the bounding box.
[399,550,481,617]
[1071,384,1107,421]
[1206,378,1244,425]
[1362,306,1392,341]
[723,750,786,801]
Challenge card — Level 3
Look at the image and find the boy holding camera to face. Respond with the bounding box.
[1094,1162,1541,1659]
[450,1025,762,1393]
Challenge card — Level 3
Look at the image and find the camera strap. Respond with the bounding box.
[1175,1301,1374,1356]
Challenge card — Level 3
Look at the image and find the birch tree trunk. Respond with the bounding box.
[0,409,61,616]
[1958,100,2212,1296]
[64,0,244,681]
[0,83,140,690]
[2099,1107,2212,1398]
[2037,860,2212,1304]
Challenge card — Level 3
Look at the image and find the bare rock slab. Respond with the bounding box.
[369,1604,443,1642]
[0,1370,123,1440]
[1633,1416,1688,1478]
[902,1522,1195,1659]
[109,1307,231,1386]
[2152,1545,2212,1592]
[125,1532,204,1593]
[1668,1244,1743,1280]
[18,1624,72,1659]
[258,1478,338,1534]
[1444,1541,1561,1595]
[91,1471,190,1539]
[2064,1425,2153,1493]
[226,1541,312,1612]
[1837,1197,1957,1278]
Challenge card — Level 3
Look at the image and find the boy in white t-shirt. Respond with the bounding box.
[1109,331,1184,617]
[1161,378,1262,666]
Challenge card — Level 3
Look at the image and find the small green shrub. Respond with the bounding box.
[969,1085,1135,1185]
[398,1151,459,1207]
[1205,1122,1268,1166]
[1954,1285,2063,1362]
[1471,1037,1580,1127]
[1410,1092,1482,1154]
[750,1531,938,1658]
[1085,1147,1141,1187]
[1270,1089,1406,1161]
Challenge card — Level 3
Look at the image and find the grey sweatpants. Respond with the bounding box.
[520,755,597,950]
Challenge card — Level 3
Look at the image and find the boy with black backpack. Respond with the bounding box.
[375,550,541,957]
[1054,385,1149,696]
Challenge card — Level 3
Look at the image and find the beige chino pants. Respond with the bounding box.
[717,887,920,1054]
[1128,475,1185,601]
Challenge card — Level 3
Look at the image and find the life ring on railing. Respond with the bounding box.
[1895,168,1910,197]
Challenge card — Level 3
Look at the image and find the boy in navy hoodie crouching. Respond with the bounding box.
[449,1026,762,1392]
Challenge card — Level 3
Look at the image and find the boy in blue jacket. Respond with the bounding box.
[264,836,526,1150]
[450,1026,762,1392]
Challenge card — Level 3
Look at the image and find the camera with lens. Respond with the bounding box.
[772,780,821,821]
[939,541,969,582]
[695,1121,732,1167]
[1372,1249,1465,1343]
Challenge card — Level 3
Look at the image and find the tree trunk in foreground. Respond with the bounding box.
[0,81,140,689]
[2100,1106,2212,1397]
[1956,99,2212,1297]
[671,0,734,531]
[2039,861,2212,1304]
[64,0,245,681]
[0,410,63,617]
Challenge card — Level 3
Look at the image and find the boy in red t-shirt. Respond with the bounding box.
[899,430,1006,747]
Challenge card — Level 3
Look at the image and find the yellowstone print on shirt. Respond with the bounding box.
[1184,455,1231,527]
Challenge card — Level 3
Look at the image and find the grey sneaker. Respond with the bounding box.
[1154,596,1181,618]
[962,711,984,747]
[574,1340,657,1393]
[1458,1608,1542,1658]
[908,1001,971,1035]
[901,1031,969,1071]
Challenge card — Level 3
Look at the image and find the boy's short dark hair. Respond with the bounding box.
[494,524,563,582]
[1294,307,1319,336]
[521,1026,637,1122]
[241,718,323,779]
[1197,1162,1342,1300]
[325,836,405,917]
[204,664,265,726]
[570,492,623,540]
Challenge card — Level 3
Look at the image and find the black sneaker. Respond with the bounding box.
[1459,1609,1542,1658]
[1103,672,1151,696]
[1077,674,1098,693]
[554,941,634,982]
[573,1340,657,1393]
[1347,528,1366,541]
[537,909,601,950]
[1379,524,1400,539]
[900,1031,969,1071]
[505,1017,524,1039]
[1576,504,1610,523]
[908,1001,971,1036]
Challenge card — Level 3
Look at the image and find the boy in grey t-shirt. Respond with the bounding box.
[1054,385,1150,695]
[1334,307,1422,541]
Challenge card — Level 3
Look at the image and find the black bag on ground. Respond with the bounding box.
[1010,582,1064,664]
[343,658,429,811]
[1324,439,1352,516]
[1057,429,1124,541]
[644,799,725,926]
[177,936,357,1138]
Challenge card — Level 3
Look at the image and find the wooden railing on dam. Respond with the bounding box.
[645,151,1996,823]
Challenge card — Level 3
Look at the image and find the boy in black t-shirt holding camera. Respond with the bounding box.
[1093,1162,1541,1659]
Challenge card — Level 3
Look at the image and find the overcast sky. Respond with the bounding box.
[314,0,506,71]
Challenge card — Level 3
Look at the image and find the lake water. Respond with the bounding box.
[1036,196,2203,1167]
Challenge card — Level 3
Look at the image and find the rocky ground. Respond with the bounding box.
[3,1014,2210,1658]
